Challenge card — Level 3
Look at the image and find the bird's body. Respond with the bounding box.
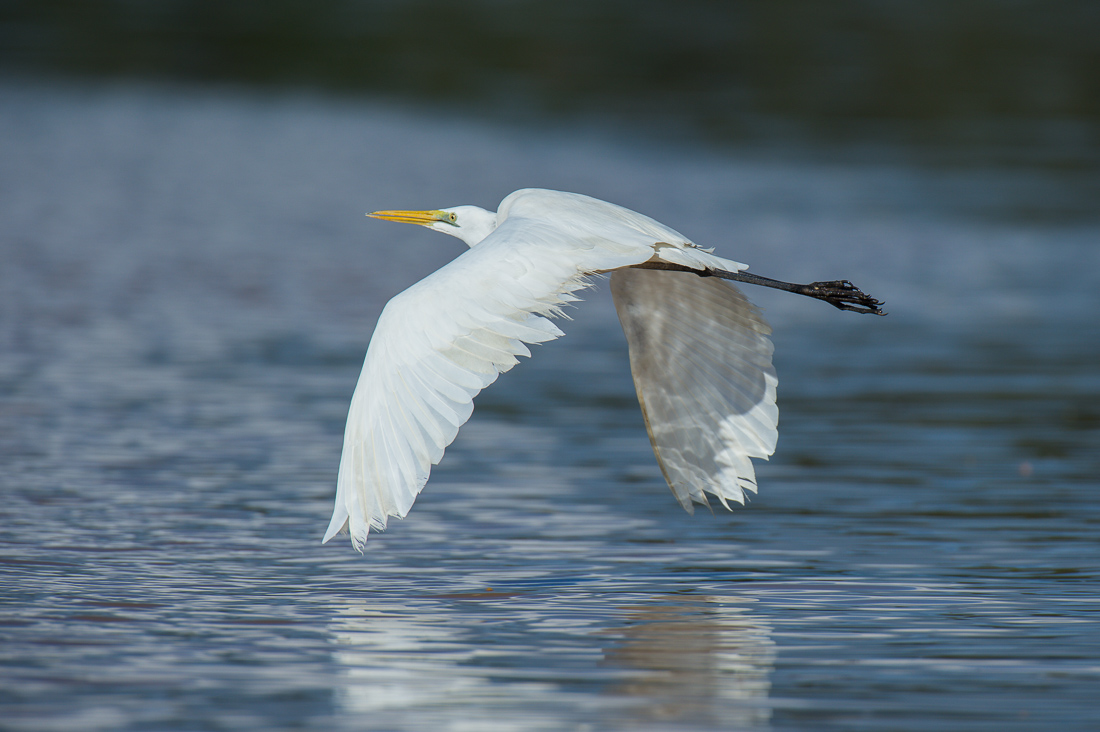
[326,188,882,550]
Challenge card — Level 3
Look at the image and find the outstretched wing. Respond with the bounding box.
[327,217,658,550]
[610,267,778,512]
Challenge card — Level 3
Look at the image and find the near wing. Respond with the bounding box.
[326,217,655,550]
[610,267,778,512]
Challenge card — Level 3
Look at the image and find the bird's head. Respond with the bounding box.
[367,205,497,248]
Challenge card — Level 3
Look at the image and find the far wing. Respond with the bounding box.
[610,267,778,512]
[326,217,654,550]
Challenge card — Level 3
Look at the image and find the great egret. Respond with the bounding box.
[325,188,882,550]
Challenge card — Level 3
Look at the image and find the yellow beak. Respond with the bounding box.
[367,209,448,226]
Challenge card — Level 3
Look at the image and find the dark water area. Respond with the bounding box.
[1,83,1099,730]
[3,0,1099,162]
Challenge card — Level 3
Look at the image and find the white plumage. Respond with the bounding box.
[325,188,881,551]
[610,268,777,512]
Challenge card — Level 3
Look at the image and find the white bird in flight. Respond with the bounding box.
[325,188,882,550]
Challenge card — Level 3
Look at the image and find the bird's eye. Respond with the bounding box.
[447,212,458,224]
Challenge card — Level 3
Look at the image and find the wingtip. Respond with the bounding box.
[322,504,350,545]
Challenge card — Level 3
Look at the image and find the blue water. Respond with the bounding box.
[1,82,1098,731]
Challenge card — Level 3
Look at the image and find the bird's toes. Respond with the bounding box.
[807,280,886,315]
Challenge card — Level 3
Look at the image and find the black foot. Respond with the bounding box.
[804,280,886,315]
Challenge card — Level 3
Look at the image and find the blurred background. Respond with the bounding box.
[3,0,1099,166]
[2,3,1099,731]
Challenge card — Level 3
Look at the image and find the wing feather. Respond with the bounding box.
[326,216,663,549]
[610,267,778,514]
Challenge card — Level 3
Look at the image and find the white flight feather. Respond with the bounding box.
[610,267,778,513]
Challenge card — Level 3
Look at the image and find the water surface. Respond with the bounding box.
[1,82,1098,730]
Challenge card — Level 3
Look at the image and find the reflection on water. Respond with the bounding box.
[600,598,774,729]
[330,594,774,730]
[332,602,484,718]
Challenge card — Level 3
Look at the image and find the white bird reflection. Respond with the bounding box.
[328,601,490,719]
[328,592,775,729]
[599,597,776,728]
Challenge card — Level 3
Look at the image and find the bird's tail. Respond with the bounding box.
[653,245,748,275]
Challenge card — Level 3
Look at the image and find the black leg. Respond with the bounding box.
[632,262,886,316]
